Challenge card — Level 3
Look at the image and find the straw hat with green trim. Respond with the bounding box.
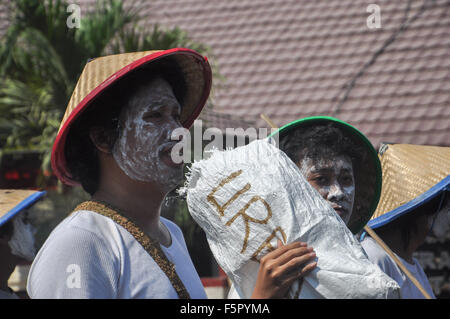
[365,144,450,231]
[269,116,382,234]
[51,48,212,186]
[0,190,46,227]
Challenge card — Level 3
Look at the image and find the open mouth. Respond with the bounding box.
[332,205,347,217]
[159,142,184,168]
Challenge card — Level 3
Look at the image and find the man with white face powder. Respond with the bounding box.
[229,116,383,298]
[297,155,355,226]
[275,116,381,235]
[27,49,310,299]
[26,50,214,298]
[278,125,447,299]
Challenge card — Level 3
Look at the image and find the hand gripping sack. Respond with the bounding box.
[182,139,400,298]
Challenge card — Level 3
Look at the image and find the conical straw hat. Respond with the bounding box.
[0,189,46,227]
[51,48,212,185]
[270,116,382,234]
[367,143,450,229]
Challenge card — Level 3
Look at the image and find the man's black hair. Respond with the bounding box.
[65,59,187,195]
[278,122,364,166]
[0,220,14,240]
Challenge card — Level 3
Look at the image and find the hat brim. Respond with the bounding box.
[366,175,449,230]
[0,190,46,227]
[269,116,382,234]
[52,48,212,186]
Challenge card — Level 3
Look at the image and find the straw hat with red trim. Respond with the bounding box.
[51,48,212,186]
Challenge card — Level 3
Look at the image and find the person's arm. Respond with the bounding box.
[251,240,317,298]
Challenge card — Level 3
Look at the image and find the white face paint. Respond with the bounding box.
[429,199,450,238]
[299,155,355,225]
[112,77,184,190]
[8,211,36,261]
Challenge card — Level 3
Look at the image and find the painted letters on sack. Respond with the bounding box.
[207,170,287,260]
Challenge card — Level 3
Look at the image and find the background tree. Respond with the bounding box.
[0,0,216,269]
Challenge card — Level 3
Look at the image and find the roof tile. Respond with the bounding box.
[1,0,448,147]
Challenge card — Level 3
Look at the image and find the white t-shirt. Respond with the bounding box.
[27,210,207,299]
[360,236,435,299]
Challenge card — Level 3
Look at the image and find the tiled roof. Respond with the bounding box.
[139,0,450,147]
[197,108,255,131]
[1,0,449,147]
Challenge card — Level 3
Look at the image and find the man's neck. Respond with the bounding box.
[94,187,162,226]
[93,153,175,245]
[376,231,414,264]
[92,175,172,243]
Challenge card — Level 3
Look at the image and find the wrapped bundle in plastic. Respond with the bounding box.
[182,139,400,298]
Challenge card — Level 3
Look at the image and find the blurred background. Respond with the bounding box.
[0,0,449,298]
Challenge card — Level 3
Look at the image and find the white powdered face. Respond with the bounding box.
[430,200,450,238]
[8,212,36,261]
[299,155,355,225]
[112,77,184,190]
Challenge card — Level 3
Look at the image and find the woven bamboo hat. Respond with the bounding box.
[366,143,450,230]
[52,48,212,185]
[269,116,382,234]
[0,189,46,227]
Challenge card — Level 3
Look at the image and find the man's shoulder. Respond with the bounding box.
[37,209,123,255]
[54,209,117,236]
[27,210,121,299]
[360,236,394,266]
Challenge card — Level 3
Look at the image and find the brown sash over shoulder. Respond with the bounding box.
[73,200,191,299]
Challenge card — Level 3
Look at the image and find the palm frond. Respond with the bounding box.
[75,0,137,57]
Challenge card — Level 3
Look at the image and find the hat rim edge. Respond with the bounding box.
[367,175,450,230]
[0,191,46,227]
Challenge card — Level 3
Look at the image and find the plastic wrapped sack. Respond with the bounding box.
[181,139,400,298]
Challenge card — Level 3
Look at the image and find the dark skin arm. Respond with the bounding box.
[251,240,317,298]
